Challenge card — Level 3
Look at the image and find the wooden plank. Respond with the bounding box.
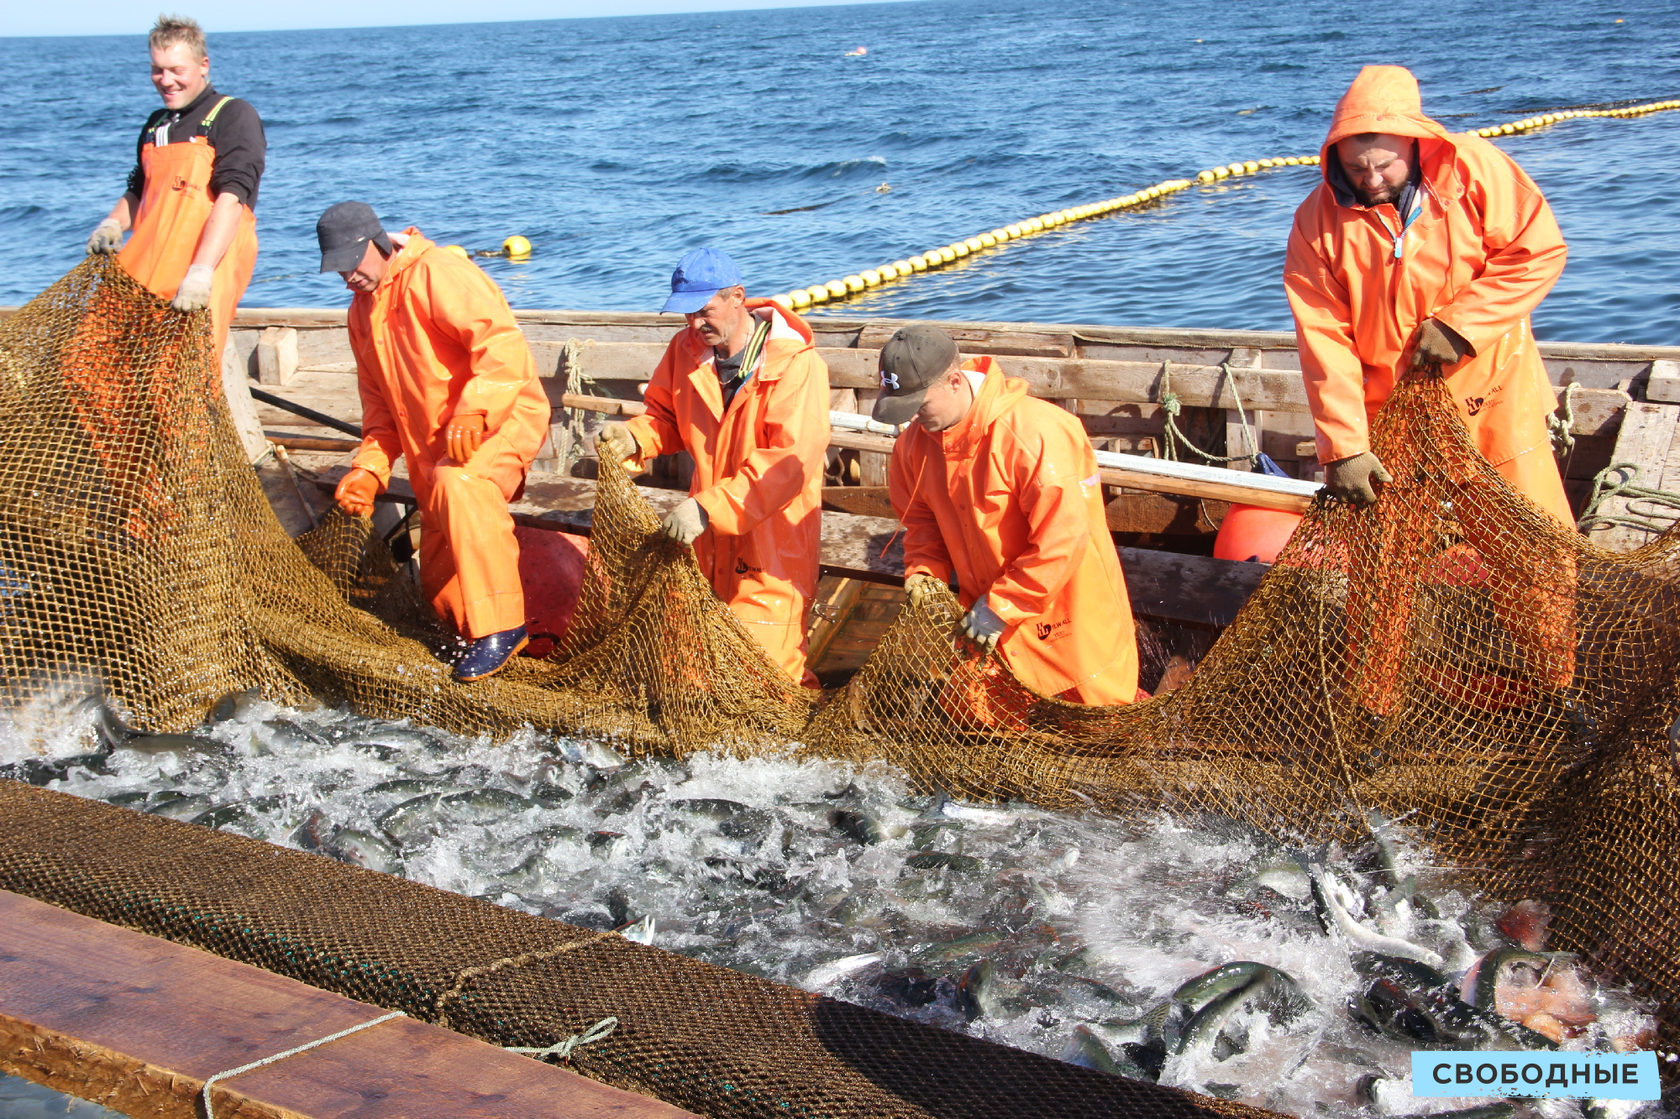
[0,889,695,1119]
[1647,359,1680,404]
[856,322,1075,358]
[306,468,1261,627]
[1586,400,1680,551]
[550,339,1626,435]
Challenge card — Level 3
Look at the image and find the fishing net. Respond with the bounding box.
[2,256,1677,1110]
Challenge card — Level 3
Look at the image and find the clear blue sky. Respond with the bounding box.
[4,0,903,37]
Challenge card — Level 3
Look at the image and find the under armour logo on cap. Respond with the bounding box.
[870,324,958,427]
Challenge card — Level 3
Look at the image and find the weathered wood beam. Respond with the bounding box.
[548,339,1629,433]
[0,889,696,1119]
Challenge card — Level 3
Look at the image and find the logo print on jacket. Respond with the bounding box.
[1464,395,1486,416]
[1035,618,1073,642]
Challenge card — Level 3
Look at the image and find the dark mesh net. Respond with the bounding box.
[2,256,1677,1110]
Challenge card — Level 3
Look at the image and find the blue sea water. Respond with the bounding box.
[1,0,1678,342]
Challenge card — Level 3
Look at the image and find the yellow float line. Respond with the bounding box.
[768,98,1680,313]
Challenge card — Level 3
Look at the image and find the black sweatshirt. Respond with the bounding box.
[125,83,266,209]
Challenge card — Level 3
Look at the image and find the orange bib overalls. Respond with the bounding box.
[118,95,259,364]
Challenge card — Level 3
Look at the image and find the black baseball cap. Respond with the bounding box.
[317,201,392,273]
[871,325,959,426]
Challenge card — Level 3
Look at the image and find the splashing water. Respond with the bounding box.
[0,694,1664,1119]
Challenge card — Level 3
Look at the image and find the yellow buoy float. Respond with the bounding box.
[763,97,1680,311]
[502,235,532,260]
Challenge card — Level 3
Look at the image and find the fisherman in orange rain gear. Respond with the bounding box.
[318,203,549,683]
[86,15,263,364]
[595,248,830,686]
[1285,65,1576,712]
[875,325,1139,707]
[1284,64,1570,524]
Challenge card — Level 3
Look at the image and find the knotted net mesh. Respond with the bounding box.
[2,256,1677,1111]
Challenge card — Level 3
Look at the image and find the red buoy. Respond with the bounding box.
[514,527,590,657]
[1213,504,1303,564]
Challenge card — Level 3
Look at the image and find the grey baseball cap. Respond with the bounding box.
[317,201,393,273]
[871,325,959,426]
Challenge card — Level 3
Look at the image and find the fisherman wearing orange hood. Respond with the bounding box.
[86,15,263,363]
[596,249,831,686]
[1284,65,1571,525]
[876,325,1138,706]
[319,202,550,682]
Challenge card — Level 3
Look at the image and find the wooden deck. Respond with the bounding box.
[0,889,694,1119]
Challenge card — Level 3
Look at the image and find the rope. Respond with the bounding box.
[435,930,615,1029]
[1158,361,1261,466]
[1549,381,1579,460]
[561,338,600,471]
[200,1010,406,1119]
[767,98,1680,313]
[1576,461,1680,537]
[506,1016,620,1064]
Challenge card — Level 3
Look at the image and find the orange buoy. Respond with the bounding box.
[515,527,590,657]
[1213,504,1303,564]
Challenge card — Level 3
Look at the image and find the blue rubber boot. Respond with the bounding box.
[453,624,528,682]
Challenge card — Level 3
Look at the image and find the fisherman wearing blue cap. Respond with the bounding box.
[596,249,831,685]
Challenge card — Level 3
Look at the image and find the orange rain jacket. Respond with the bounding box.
[889,358,1138,705]
[1284,65,1570,523]
[623,300,831,685]
[347,230,550,638]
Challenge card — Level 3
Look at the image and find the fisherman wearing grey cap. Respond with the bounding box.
[877,324,1141,706]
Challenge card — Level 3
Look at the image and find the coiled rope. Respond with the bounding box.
[767,99,1680,313]
[1577,461,1680,538]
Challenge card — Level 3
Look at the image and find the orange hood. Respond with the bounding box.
[1319,66,1455,186]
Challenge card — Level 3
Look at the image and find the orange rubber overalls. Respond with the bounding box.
[118,95,259,366]
[347,230,549,640]
[1284,65,1575,712]
[64,97,259,540]
[889,359,1139,711]
[624,300,831,685]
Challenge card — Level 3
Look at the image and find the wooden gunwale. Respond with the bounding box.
[0,888,694,1119]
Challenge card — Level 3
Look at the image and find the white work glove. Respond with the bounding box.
[87,218,124,255]
[662,497,709,546]
[172,264,214,312]
[595,422,639,464]
[959,595,1006,655]
[904,572,946,611]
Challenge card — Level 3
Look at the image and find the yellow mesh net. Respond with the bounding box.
[2,256,1678,1107]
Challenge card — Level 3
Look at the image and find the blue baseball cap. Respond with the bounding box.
[662,247,743,314]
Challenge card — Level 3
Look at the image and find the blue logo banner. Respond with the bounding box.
[1411,1051,1659,1101]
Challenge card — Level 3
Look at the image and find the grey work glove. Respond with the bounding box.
[662,496,709,546]
[595,421,639,464]
[1410,317,1471,373]
[87,218,124,255]
[1323,451,1393,505]
[172,263,214,312]
[904,572,946,610]
[959,595,1006,655]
